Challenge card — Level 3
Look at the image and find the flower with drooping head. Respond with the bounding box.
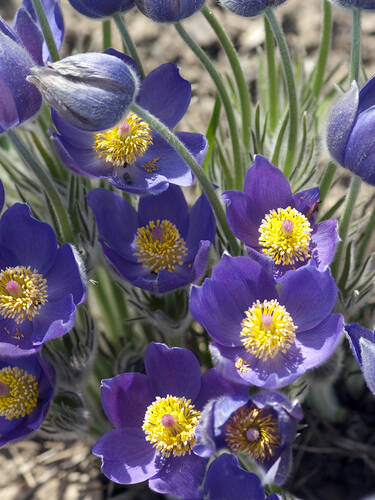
[0,203,86,350]
[345,323,375,395]
[92,342,247,499]
[194,391,302,486]
[28,52,139,132]
[87,184,215,293]
[136,0,205,22]
[0,1,64,133]
[190,254,343,388]
[219,0,287,17]
[222,155,339,277]
[329,0,375,9]
[68,0,135,18]
[51,54,206,194]
[326,76,375,185]
[203,453,280,500]
[0,343,55,447]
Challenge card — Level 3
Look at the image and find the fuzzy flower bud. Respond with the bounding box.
[27,52,139,131]
[68,0,135,18]
[135,0,205,22]
[219,0,287,17]
[329,0,375,9]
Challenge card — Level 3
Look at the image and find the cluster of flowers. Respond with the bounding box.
[2,0,375,498]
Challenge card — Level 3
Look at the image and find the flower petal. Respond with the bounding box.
[345,322,374,365]
[310,219,339,270]
[222,190,261,247]
[359,337,375,395]
[32,294,76,345]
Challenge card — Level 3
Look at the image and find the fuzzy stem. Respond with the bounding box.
[102,19,112,51]
[312,0,332,98]
[264,17,278,132]
[113,13,145,80]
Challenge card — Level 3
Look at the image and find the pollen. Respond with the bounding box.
[0,266,48,324]
[0,366,38,420]
[225,405,280,461]
[134,219,188,273]
[93,112,153,166]
[258,206,312,266]
[142,395,200,457]
[240,299,297,360]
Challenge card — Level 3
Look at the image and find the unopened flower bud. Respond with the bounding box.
[135,0,205,22]
[27,52,139,131]
[329,0,375,9]
[219,0,287,17]
[68,0,135,18]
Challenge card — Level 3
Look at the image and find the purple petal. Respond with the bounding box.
[12,7,43,65]
[189,240,211,283]
[326,82,359,165]
[145,343,201,401]
[293,187,320,214]
[155,268,190,294]
[310,219,339,270]
[279,264,337,332]
[101,373,152,428]
[104,49,140,80]
[186,191,216,257]
[138,185,189,235]
[345,322,375,365]
[0,204,57,274]
[359,337,375,394]
[44,244,85,304]
[92,428,161,484]
[175,131,208,166]
[87,188,138,259]
[137,63,191,129]
[32,294,76,345]
[358,73,375,114]
[222,190,261,247]
[243,155,294,218]
[149,454,206,500]
[209,343,248,386]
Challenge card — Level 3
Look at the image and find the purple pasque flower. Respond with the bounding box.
[87,184,215,294]
[194,391,302,486]
[190,254,343,389]
[346,323,375,394]
[92,342,247,499]
[0,1,64,133]
[329,0,375,9]
[136,0,205,22]
[219,0,287,17]
[222,155,339,277]
[203,453,279,500]
[68,0,135,18]
[326,77,375,185]
[0,343,55,447]
[0,204,86,350]
[51,54,206,195]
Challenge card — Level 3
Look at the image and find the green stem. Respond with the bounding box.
[312,0,332,98]
[200,6,251,154]
[331,175,361,279]
[31,0,59,62]
[264,7,298,178]
[350,8,361,82]
[130,102,240,256]
[7,129,73,243]
[357,202,375,263]
[102,19,112,51]
[175,22,243,190]
[319,161,336,204]
[264,17,278,132]
[113,13,145,80]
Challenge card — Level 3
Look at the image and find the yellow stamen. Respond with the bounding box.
[225,405,280,461]
[240,299,297,360]
[142,395,200,457]
[93,112,153,166]
[0,266,48,324]
[143,157,159,173]
[0,366,38,420]
[258,206,312,266]
[134,219,188,273]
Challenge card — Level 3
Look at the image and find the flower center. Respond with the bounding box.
[240,299,297,360]
[134,219,188,273]
[142,395,200,457]
[225,405,280,461]
[0,366,38,420]
[93,112,153,166]
[0,266,48,324]
[258,206,312,266]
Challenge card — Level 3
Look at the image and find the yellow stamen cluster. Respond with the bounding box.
[0,366,38,420]
[142,395,200,457]
[134,219,188,273]
[240,299,297,360]
[0,266,48,324]
[93,112,153,166]
[225,405,280,461]
[258,206,312,266]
